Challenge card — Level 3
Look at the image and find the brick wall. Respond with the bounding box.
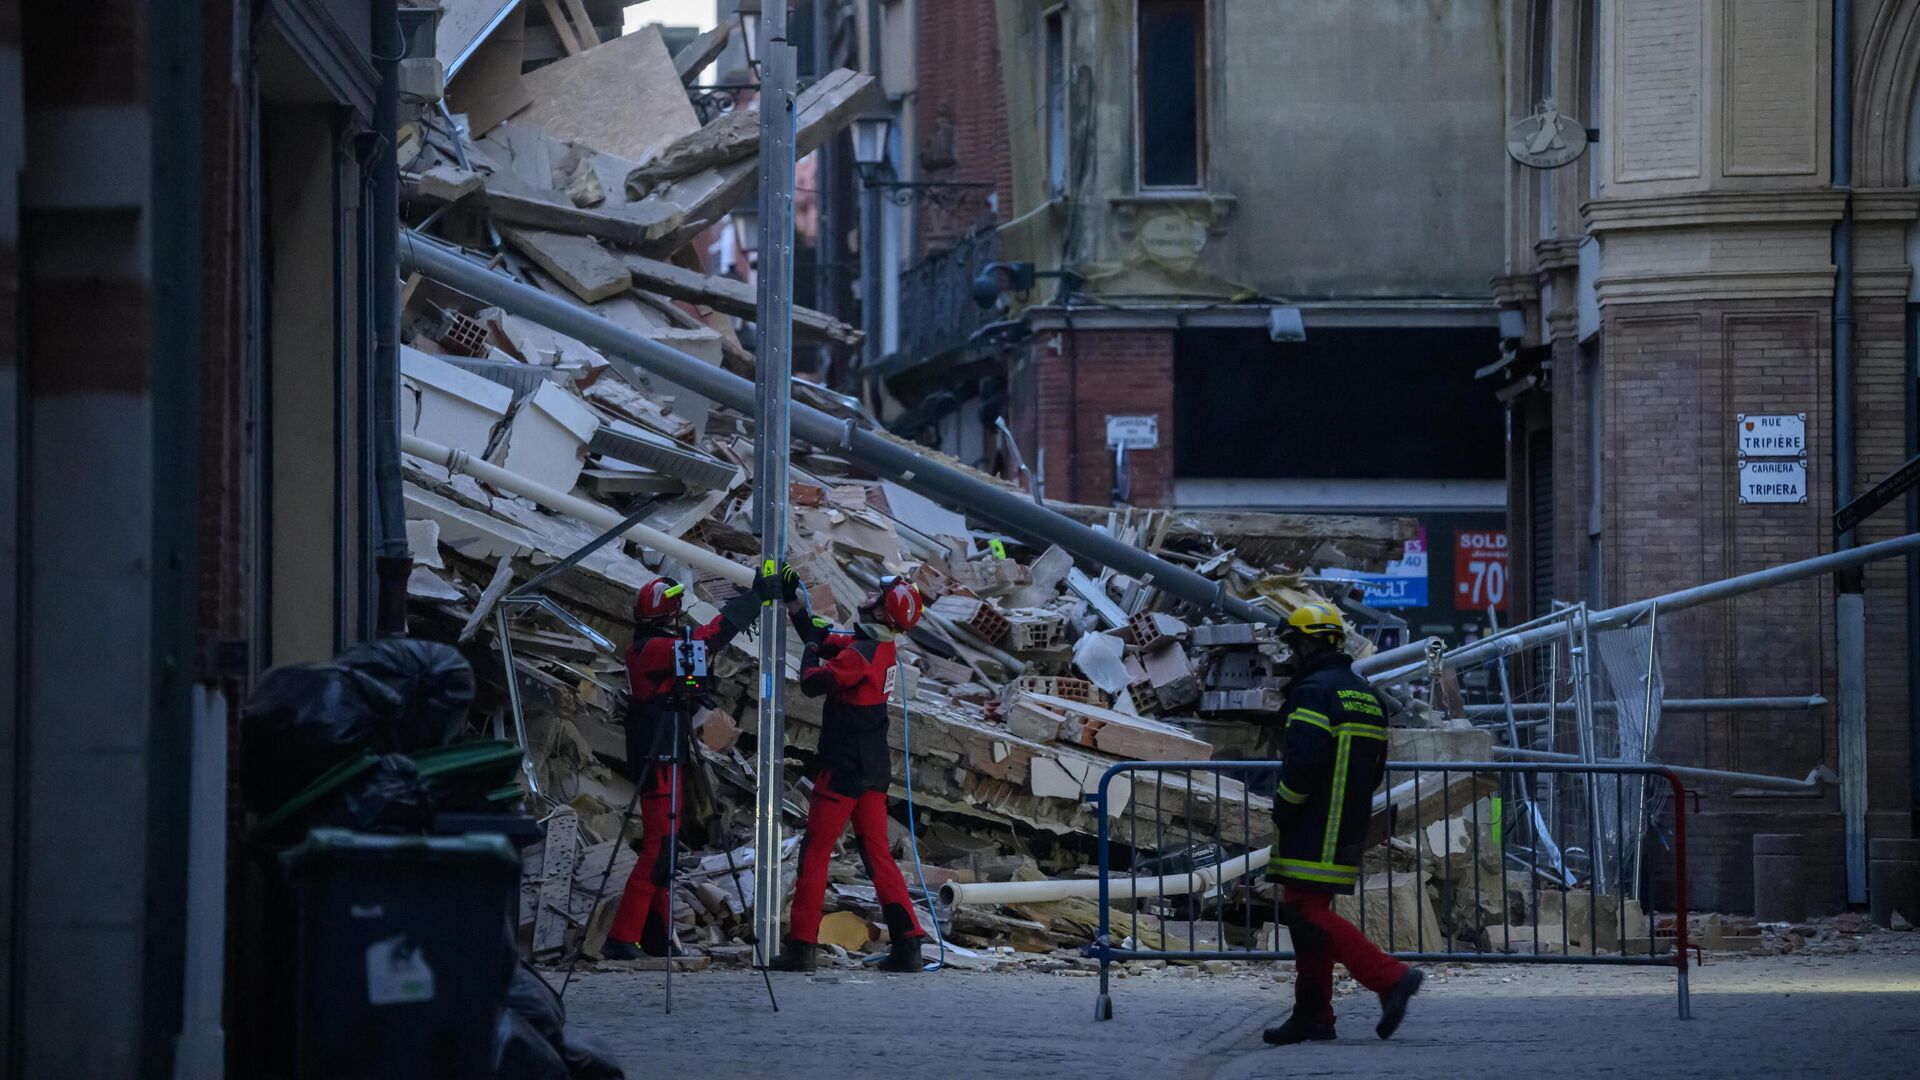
[1025,328,1174,507]
[912,0,1012,257]
[1597,296,1912,912]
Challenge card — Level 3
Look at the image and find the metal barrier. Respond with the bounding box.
[1091,760,1690,1022]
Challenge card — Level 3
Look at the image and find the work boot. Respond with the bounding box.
[1376,967,1424,1040]
[640,917,681,959]
[879,935,926,973]
[1262,1015,1337,1046]
[600,939,644,962]
[766,939,817,973]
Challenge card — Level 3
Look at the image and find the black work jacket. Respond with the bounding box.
[1264,650,1389,894]
[791,609,898,797]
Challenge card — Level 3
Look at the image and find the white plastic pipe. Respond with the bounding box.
[403,434,754,588]
[940,846,1271,908]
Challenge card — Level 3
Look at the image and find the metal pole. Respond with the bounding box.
[1832,0,1868,904]
[751,2,798,966]
[1371,533,1920,687]
[371,0,413,636]
[1571,605,1607,893]
[397,233,1270,625]
[1632,604,1659,899]
[494,607,541,797]
[1462,695,1829,718]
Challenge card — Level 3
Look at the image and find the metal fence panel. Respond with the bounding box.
[1090,760,1691,1023]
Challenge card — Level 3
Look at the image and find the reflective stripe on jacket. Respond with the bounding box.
[1266,651,1389,893]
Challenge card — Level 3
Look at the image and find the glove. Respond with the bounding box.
[752,565,782,602]
[801,642,822,671]
[780,563,802,602]
[718,589,762,633]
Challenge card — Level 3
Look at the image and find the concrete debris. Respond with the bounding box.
[408,11,1422,969]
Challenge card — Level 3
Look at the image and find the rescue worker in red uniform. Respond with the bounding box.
[769,577,931,974]
[603,573,778,960]
[1262,602,1424,1045]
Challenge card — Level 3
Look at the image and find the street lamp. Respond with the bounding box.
[851,113,892,185]
[849,110,994,213]
[738,0,761,70]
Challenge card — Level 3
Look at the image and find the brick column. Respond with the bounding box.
[1027,327,1175,507]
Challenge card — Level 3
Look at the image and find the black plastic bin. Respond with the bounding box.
[282,829,521,1079]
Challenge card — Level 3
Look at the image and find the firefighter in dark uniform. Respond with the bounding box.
[769,577,931,974]
[603,572,779,960]
[1263,602,1424,1045]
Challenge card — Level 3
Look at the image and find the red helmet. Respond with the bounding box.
[632,578,685,623]
[869,577,923,632]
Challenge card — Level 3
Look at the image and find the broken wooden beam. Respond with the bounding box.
[673,20,734,85]
[629,68,878,254]
[406,179,685,248]
[623,251,863,347]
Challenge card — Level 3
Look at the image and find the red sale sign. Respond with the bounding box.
[1454,530,1509,612]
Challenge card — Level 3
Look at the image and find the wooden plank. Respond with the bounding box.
[538,0,583,55]
[623,251,862,346]
[413,183,684,248]
[630,69,878,251]
[623,108,759,199]
[444,5,534,136]
[561,0,600,48]
[534,807,581,955]
[500,225,630,302]
[673,20,733,84]
[513,25,702,163]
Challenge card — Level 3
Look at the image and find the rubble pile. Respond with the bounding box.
[397,11,1413,970]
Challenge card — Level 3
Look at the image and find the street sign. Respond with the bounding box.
[1736,413,1806,457]
[1454,529,1509,612]
[1833,450,1920,536]
[1105,415,1159,450]
[1739,459,1809,504]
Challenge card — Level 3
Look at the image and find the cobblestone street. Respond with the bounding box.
[561,934,1920,1078]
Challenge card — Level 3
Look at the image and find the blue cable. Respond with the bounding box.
[791,581,944,971]
[897,654,948,972]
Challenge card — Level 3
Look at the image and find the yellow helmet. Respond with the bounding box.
[1286,601,1347,642]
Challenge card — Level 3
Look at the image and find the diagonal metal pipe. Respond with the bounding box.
[397,234,1278,625]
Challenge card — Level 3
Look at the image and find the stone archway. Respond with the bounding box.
[1854,0,1920,188]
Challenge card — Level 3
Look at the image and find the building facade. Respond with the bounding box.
[982,0,1513,642]
[5,0,408,1070]
[1493,0,1919,912]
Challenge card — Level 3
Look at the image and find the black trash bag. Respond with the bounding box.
[241,663,385,814]
[560,1033,626,1080]
[242,640,475,815]
[321,754,436,833]
[504,963,566,1057]
[336,638,475,752]
[494,1008,568,1080]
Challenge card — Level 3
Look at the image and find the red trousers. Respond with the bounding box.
[609,765,682,945]
[788,773,924,945]
[1283,884,1408,1025]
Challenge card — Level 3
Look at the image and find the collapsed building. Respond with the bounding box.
[377,9,1751,976]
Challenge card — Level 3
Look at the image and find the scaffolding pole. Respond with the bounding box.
[751,4,798,967]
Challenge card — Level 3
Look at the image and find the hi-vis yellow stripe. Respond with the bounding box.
[1266,856,1358,885]
[1323,735,1352,863]
[1288,708,1332,733]
[1276,780,1309,805]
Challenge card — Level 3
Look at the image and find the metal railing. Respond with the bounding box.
[1090,760,1692,1022]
